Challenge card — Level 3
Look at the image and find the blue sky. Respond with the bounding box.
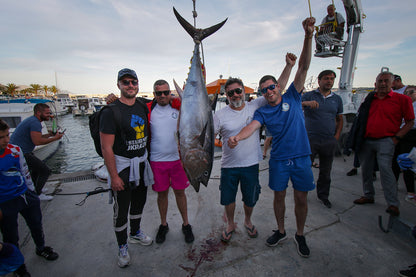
[1,0,415,95]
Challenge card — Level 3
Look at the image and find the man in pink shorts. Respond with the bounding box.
[148,79,194,244]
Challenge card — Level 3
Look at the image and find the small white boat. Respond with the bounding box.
[0,99,62,161]
[91,97,107,112]
[72,96,95,116]
[56,93,75,114]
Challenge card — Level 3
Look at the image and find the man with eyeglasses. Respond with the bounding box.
[301,70,343,209]
[147,79,195,244]
[214,53,297,242]
[100,68,153,268]
[228,17,316,258]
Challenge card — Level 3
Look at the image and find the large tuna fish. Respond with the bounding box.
[173,7,227,192]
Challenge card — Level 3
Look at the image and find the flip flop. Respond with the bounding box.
[245,225,258,238]
[221,229,235,242]
[312,162,319,168]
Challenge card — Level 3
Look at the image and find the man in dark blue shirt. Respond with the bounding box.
[302,70,343,208]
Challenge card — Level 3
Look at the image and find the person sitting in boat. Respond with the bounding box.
[316,4,345,53]
[9,103,64,201]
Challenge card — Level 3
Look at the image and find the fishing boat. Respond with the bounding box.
[72,96,95,116]
[56,93,75,114]
[0,99,63,161]
[91,97,107,112]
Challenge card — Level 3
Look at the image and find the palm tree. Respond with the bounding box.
[43,85,49,96]
[49,85,58,95]
[30,84,41,95]
[6,83,17,96]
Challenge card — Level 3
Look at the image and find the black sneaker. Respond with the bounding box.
[399,264,416,277]
[35,246,59,261]
[182,224,195,243]
[346,168,357,176]
[156,224,169,244]
[294,234,310,258]
[265,230,287,247]
[319,198,332,208]
[14,264,31,277]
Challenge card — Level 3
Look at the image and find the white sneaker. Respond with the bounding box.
[128,230,153,246]
[117,244,130,268]
[38,193,53,201]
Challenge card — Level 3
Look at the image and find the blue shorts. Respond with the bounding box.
[269,156,315,192]
[220,164,261,207]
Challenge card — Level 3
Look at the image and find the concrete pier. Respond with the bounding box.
[11,154,416,276]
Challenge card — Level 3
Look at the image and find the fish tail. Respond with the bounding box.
[173,7,227,43]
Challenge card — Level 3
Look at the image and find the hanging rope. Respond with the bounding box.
[307,0,312,17]
[192,0,206,73]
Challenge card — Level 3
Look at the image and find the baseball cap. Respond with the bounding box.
[118,68,138,81]
[393,74,402,81]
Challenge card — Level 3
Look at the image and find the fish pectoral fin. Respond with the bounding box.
[173,79,183,99]
[197,122,208,147]
[210,89,219,111]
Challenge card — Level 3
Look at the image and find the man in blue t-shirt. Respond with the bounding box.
[228,17,316,258]
[10,103,63,200]
[302,70,343,208]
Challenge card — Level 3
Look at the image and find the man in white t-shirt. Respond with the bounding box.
[214,53,297,242]
[148,80,194,244]
[392,74,407,94]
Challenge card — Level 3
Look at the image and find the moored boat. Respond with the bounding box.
[0,100,63,161]
[72,96,95,116]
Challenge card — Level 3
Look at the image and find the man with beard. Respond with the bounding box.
[302,70,343,208]
[214,53,297,242]
[100,68,153,268]
[10,103,64,201]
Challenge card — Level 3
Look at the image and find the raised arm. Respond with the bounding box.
[228,120,262,149]
[293,17,315,92]
[277,53,297,92]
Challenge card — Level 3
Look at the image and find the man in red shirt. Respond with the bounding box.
[353,71,414,216]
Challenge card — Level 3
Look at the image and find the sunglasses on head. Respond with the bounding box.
[260,84,278,94]
[121,80,138,86]
[155,90,170,96]
[226,88,243,97]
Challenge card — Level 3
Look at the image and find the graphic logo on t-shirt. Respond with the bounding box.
[131,115,146,139]
[282,103,290,112]
[171,112,178,119]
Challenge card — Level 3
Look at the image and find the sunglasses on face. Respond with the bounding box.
[260,84,278,94]
[226,88,243,97]
[121,80,138,86]
[155,90,170,96]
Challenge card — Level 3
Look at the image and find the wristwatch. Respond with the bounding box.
[394,135,402,141]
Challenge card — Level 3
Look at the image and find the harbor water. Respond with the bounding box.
[46,100,227,174]
[45,114,103,174]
